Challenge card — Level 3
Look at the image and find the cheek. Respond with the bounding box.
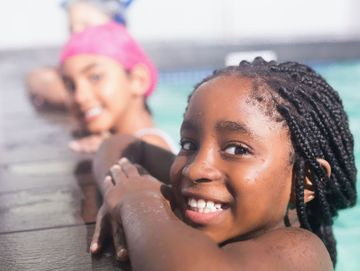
[100,79,119,97]
[253,164,293,207]
[232,161,292,201]
[100,79,131,108]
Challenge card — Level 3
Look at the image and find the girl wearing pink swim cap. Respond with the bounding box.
[61,22,174,153]
[26,0,133,111]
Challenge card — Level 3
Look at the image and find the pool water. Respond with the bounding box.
[150,61,360,271]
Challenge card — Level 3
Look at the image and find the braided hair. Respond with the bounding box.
[188,57,357,267]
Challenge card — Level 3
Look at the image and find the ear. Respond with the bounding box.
[303,158,331,204]
[289,158,331,206]
[128,64,151,97]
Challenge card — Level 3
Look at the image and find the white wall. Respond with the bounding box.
[0,0,68,49]
[1,0,360,50]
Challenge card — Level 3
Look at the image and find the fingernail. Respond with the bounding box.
[119,157,128,164]
[104,175,113,184]
[104,175,112,181]
[117,248,128,260]
[68,141,79,150]
[90,242,98,252]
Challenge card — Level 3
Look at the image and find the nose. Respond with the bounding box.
[73,81,93,106]
[182,147,223,183]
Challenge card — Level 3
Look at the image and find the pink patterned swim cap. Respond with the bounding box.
[60,21,157,96]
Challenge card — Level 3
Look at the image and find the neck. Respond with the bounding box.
[113,98,154,135]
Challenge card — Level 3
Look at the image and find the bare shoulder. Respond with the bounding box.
[222,227,333,271]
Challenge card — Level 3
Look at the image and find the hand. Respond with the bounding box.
[69,132,110,153]
[104,158,171,216]
[90,204,129,261]
[90,158,169,261]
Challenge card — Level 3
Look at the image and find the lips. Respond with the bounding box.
[84,106,103,122]
[187,198,224,213]
[182,195,229,225]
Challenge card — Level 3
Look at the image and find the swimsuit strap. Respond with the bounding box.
[134,128,178,154]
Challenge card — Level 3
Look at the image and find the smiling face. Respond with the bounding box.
[62,55,134,133]
[170,75,295,244]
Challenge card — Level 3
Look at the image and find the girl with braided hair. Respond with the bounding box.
[91,57,356,270]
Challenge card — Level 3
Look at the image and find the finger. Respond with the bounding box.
[110,164,127,185]
[111,219,128,261]
[118,157,140,178]
[68,140,80,152]
[104,175,114,194]
[101,131,111,139]
[90,205,110,254]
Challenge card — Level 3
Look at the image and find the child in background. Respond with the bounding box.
[63,0,133,31]
[26,0,133,110]
[92,58,357,270]
[60,21,174,153]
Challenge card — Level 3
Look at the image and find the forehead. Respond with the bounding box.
[62,55,119,75]
[185,75,286,136]
[188,75,268,116]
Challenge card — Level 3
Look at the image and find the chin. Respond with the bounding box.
[197,227,226,244]
[86,122,112,134]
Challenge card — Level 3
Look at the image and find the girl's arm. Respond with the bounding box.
[90,134,175,257]
[93,134,175,193]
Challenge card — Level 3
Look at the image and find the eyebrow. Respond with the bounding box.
[80,63,100,74]
[180,120,197,131]
[180,120,254,137]
[215,120,253,135]
[62,63,100,78]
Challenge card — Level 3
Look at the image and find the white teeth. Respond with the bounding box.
[197,199,206,209]
[206,201,214,209]
[187,197,224,213]
[85,106,102,118]
[189,198,197,208]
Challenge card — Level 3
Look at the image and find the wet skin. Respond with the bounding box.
[170,75,295,243]
[100,75,333,270]
[62,55,134,134]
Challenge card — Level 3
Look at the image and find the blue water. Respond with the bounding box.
[150,61,360,270]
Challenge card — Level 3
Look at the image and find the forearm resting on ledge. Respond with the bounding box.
[93,134,175,194]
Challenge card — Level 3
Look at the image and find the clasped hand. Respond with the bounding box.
[69,132,111,153]
[90,157,171,261]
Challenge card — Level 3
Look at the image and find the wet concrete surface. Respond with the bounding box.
[0,50,127,270]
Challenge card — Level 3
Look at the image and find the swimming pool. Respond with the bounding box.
[150,61,360,271]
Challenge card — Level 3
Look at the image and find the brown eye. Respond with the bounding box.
[180,140,197,152]
[224,144,250,155]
